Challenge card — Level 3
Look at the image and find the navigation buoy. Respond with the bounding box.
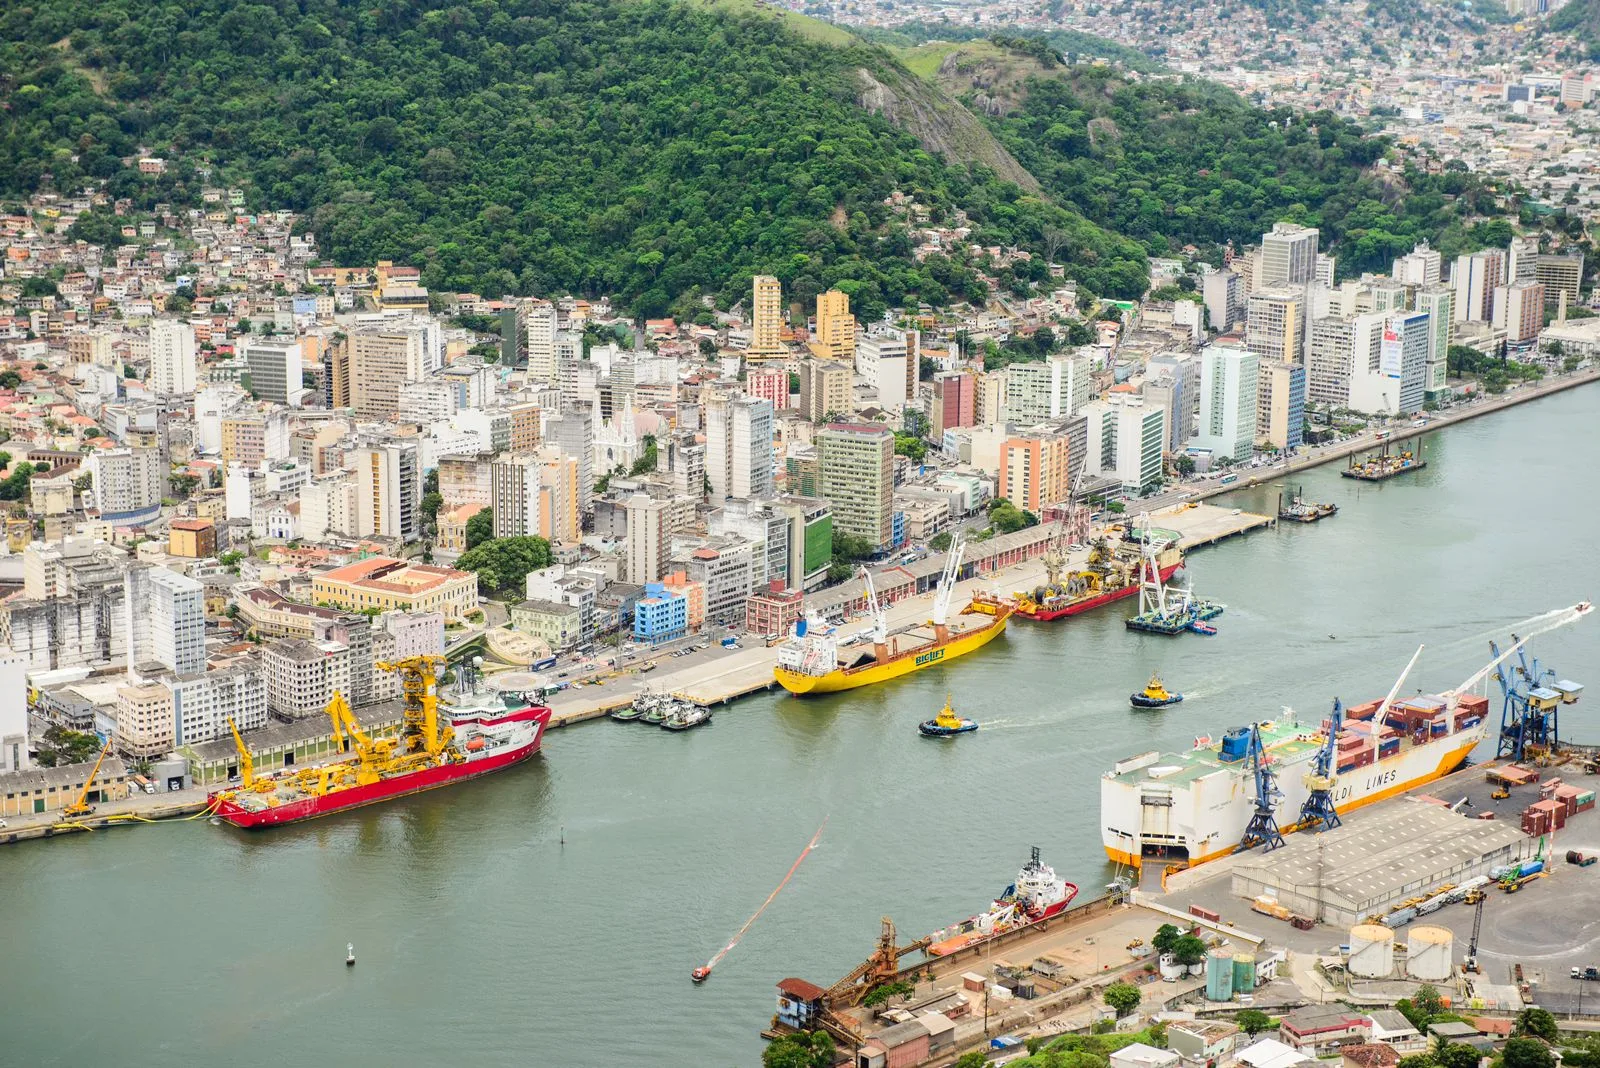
[346,942,356,967]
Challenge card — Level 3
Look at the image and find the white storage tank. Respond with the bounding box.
[1348,924,1396,978]
[1407,925,1454,981]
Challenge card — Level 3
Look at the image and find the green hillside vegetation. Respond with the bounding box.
[0,0,1153,314]
[928,49,1519,275]
[1548,0,1600,53]
[857,20,1167,73]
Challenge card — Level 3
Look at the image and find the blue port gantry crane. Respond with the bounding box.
[1298,698,1345,832]
[1240,721,1285,851]
[1492,635,1583,761]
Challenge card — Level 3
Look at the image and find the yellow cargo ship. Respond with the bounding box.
[774,541,1010,695]
[774,602,1011,694]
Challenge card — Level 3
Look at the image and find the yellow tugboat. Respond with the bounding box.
[1129,672,1184,709]
[919,694,979,737]
[775,541,1010,695]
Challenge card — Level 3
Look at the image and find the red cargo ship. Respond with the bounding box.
[971,543,1183,622]
[210,657,551,829]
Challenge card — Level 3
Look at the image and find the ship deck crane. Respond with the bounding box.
[1298,698,1344,832]
[377,655,455,760]
[1239,723,1285,852]
[930,538,965,642]
[60,739,114,820]
[226,716,255,790]
[859,566,888,656]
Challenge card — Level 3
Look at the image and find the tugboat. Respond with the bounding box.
[640,699,672,725]
[1188,620,1218,636]
[662,705,712,731]
[1130,673,1184,708]
[690,966,710,983]
[919,695,979,737]
[609,704,646,722]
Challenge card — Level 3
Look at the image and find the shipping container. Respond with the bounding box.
[1345,700,1382,720]
[1189,905,1221,923]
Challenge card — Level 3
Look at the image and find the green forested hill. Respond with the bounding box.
[926,48,1524,275]
[0,0,1154,313]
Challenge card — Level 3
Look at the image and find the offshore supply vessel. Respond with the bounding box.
[927,848,1079,956]
[210,656,551,828]
[775,542,1010,695]
[1101,610,1593,869]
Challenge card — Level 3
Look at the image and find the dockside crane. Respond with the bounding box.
[59,739,114,820]
[1299,699,1345,832]
[1240,723,1285,852]
[1490,635,1583,761]
[1464,890,1486,973]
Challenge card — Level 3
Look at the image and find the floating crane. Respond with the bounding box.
[59,739,114,820]
[1299,699,1345,832]
[1239,723,1285,851]
[226,716,256,790]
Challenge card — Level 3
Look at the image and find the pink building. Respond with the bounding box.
[744,367,791,411]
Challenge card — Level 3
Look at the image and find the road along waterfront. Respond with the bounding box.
[0,386,1596,1066]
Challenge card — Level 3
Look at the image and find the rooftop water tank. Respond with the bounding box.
[1205,946,1235,1001]
[1348,924,1395,978]
[1407,925,1454,981]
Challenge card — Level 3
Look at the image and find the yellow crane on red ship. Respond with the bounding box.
[377,654,455,760]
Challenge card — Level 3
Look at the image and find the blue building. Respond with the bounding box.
[1284,361,1305,451]
[632,583,687,646]
[891,511,907,550]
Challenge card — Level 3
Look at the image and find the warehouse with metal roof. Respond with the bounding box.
[1230,800,1537,926]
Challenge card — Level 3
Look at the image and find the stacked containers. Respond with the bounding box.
[1455,694,1489,731]
[1554,785,1584,820]
[1576,789,1597,814]
[1345,700,1383,721]
[1523,799,1565,835]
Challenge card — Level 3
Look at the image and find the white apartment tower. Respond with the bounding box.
[526,302,558,381]
[150,568,206,677]
[1259,223,1320,288]
[625,494,671,586]
[1392,242,1443,287]
[705,392,774,500]
[150,319,198,396]
[353,440,421,543]
[1191,343,1259,465]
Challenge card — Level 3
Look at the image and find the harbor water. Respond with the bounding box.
[3,387,1597,1065]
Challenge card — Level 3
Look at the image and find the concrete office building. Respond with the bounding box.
[1082,395,1166,494]
[705,392,775,500]
[1535,254,1583,307]
[1146,353,1200,451]
[544,408,594,516]
[1202,268,1244,332]
[932,371,976,439]
[999,434,1073,513]
[1392,242,1443,287]
[1308,313,1385,408]
[798,360,852,424]
[150,568,207,677]
[1247,289,1305,366]
[855,327,912,408]
[241,337,305,406]
[1452,248,1506,323]
[1256,359,1306,450]
[1413,287,1454,401]
[625,494,672,586]
[349,326,432,420]
[88,446,164,524]
[1493,281,1545,344]
[526,302,558,379]
[353,440,421,543]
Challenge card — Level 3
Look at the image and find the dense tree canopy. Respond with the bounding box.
[985,65,1512,275]
[0,0,1152,310]
[456,534,552,596]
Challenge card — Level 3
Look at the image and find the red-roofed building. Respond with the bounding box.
[775,978,826,1029]
[310,557,478,620]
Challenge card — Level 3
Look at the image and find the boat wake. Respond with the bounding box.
[693,816,828,982]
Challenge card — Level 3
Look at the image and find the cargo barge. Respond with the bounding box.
[1341,438,1426,481]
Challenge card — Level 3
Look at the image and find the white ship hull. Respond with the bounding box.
[1102,720,1486,869]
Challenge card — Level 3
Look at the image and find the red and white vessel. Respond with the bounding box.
[211,658,551,829]
[927,848,1078,956]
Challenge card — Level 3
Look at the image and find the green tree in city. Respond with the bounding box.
[929,531,953,552]
[421,491,444,533]
[1413,985,1445,1020]
[1102,981,1141,1017]
[33,724,102,767]
[763,1030,835,1068]
[1513,1008,1559,1043]
[465,508,494,550]
[1502,1039,1556,1068]
[1435,1042,1482,1068]
[1236,1009,1273,1036]
[1170,934,1208,966]
[456,535,553,596]
[629,435,658,476]
[0,370,19,389]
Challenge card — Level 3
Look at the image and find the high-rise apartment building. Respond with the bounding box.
[816,423,894,548]
[1493,281,1545,344]
[1192,343,1259,464]
[544,408,594,516]
[241,337,305,406]
[1508,235,1540,283]
[1202,268,1244,332]
[1535,254,1583,307]
[1452,248,1506,323]
[1246,289,1305,366]
[1259,222,1320,287]
[353,440,421,543]
[625,494,672,585]
[150,568,206,677]
[932,371,976,438]
[1255,359,1305,451]
[1414,287,1454,400]
[749,275,785,358]
[526,302,558,381]
[814,289,856,361]
[706,392,774,500]
[1145,353,1199,451]
[1082,395,1166,494]
[1392,242,1443,287]
[349,326,431,420]
[150,320,197,396]
[744,368,791,411]
[998,434,1072,513]
[798,360,852,424]
[1002,353,1093,427]
[1308,312,1385,408]
[855,328,912,408]
[87,446,164,523]
[491,452,545,540]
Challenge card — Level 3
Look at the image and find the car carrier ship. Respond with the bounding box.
[1101,607,1593,869]
[775,541,1010,695]
[210,655,551,829]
